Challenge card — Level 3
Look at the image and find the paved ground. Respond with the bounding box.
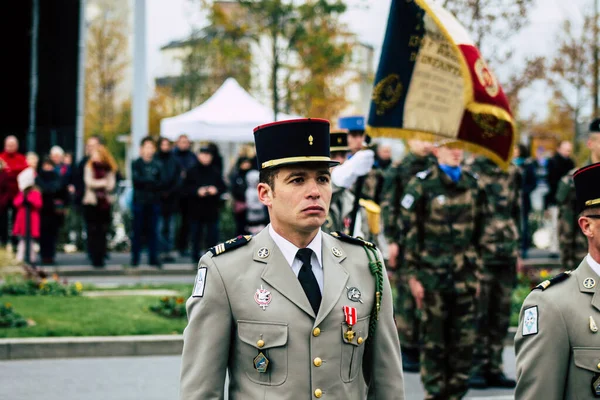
[0,348,516,400]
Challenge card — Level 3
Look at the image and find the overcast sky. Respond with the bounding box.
[144,0,592,121]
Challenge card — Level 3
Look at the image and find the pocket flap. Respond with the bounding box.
[238,320,288,349]
[573,348,600,372]
[341,317,369,347]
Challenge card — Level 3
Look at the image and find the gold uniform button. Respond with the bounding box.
[357,337,364,345]
[313,327,321,337]
[257,340,265,348]
[313,357,322,367]
[314,388,323,398]
[597,362,600,370]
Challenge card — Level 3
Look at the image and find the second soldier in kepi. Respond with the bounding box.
[179,118,405,399]
[401,140,485,400]
[515,161,600,399]
[466,155,520,389]
[556,118,600,270]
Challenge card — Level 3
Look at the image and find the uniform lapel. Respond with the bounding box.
[577,259,600,311]
[315,234,349,327]
[253,230,316,318]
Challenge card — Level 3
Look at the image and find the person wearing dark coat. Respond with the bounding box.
[513,144,538,258]
[36,158,68,265]
[228,157,254,236]
[172,134,199,257]
[155,137,181,262]
[184,147,226,264]
[131,137,164,267]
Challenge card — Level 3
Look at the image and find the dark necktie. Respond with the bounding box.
[296,248,321,315]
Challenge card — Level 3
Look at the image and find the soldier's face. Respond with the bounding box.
[347,133,364,153]
[434,146,464,167]
[258,165,332,235]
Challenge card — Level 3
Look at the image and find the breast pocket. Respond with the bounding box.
[572,347,600,393]
[340,316,370,383]
[237,320,289,386]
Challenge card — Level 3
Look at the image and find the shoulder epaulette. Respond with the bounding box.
[416,168,431,180]
[533,270,572,291]
[208,235,253,256]
[331,231,375,248]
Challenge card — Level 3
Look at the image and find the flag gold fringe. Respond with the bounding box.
[366,126,513,171]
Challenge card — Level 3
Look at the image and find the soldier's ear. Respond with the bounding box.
[257,183,273,207]
[578,216,594,238]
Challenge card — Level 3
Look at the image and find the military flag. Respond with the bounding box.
[367,0,517,169]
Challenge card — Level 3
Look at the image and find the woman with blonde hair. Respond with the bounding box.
[82,145,117,267]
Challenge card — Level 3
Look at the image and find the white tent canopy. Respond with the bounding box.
[160,78,301,142]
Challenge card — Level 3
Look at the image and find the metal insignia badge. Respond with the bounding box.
[254,352,269,373]
[254,285,272,310]
[332,247,343,257]
[593,374,600,397]
[257,247,270,259]
[591,316,599,333]
[346,286,363,303]
[584,277,597,289]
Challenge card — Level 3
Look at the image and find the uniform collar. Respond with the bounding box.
[586,254,600,278]
[268,224,323,268]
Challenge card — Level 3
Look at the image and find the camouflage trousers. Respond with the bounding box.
[472,264,516,375]
[421,289,476,400]
[395,273,420,350]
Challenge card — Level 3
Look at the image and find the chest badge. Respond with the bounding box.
[332,247,343,257]
[257,247,270,259]
[253,352,269,373]
[435,195,446,205]
[584,277,596,289]
[590,316,599,333]
[346,286,363,303]
[254,285,272,310]
[343,305,358,341]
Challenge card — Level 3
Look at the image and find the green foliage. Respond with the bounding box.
[0,303,27,329]
[0,296,188,338]
[150,296,187,318]
[0,276,83,297]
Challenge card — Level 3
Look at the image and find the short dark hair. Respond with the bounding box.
[157,137,171,147]
[140,136,156,147]
[259,167,279,191]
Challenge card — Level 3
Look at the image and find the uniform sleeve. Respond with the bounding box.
[382,164,403,244]
[401,178,423,280]
[180,254,232,400]
[514,290,570,400]
[366,252,405,399]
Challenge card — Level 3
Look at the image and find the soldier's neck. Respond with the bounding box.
[270,222,319,249]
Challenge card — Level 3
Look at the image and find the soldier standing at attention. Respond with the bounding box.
[401,140,486,400]
[515,161,600,399]
[179,119,405,400]
[381,139,435,372]
[466,156,520,389]
[556,118,600,270]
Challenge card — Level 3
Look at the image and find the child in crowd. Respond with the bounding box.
[13,168,42,264]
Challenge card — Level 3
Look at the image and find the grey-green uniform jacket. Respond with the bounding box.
[515,258,600,399]
[180,228,404,400]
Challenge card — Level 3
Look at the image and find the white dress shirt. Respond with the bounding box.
[586,254,600,277]
[268,224,324,293]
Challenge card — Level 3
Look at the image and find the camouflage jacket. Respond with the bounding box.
[466,157,521,267]
[352,167,385,206]
[400,165,486,293]
[556,168,588,270]
[381,152,437,244]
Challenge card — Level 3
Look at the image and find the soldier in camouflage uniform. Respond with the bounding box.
[556,119,600,270]
[401,141,486,400]
[381,139,436,372]
[465,156,520,389]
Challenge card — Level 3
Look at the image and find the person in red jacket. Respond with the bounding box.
[0,136,28,248]
[13,168,42,264]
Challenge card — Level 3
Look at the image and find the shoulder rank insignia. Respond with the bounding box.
[416,169,431,180]
[331,231,375,248]
[208,235,253,256]
[534,270,572,291]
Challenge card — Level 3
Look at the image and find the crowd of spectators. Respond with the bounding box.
[0,133,267,268]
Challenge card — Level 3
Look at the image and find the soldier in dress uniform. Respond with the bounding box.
[179,118,405,400]
[515,161,600,399]
[381,139,436,372]
[400,140,486,400]
[556,118,600,270]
